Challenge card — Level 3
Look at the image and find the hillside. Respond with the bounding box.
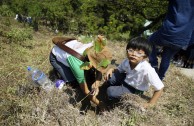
[0,18,194,126]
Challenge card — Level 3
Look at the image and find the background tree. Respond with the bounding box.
[1,0,168,40]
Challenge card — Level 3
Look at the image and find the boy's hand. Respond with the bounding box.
[104,68,114,81]
[91,82,100,89]
[90,88,99,96]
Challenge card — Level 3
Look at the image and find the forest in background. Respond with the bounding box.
[0,0,168,40]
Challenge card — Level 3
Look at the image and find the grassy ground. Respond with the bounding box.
[0,18,194,126]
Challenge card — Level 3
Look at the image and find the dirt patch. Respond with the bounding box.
[178,68,194,80]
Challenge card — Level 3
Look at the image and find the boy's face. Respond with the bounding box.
[126,48,147,65]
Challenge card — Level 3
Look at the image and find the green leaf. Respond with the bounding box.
[82,49,88,57]
[94,40,102,53]
[80,61,91,70]
[98,59,111,68]
[94,36,107,53]
[101,38,107,46]
[78,35,93,43]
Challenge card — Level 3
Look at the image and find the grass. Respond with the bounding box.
[0,18,194,126]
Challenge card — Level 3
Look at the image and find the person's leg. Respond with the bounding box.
[107,70,126,86]
[149,45,159,73]
[188,49,194,68]
[107,84,136,100]
[49,52,76,82]
[158,47,180,80]
[148,31,163,73]
[107,70,134,99]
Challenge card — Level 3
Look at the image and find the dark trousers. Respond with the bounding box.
[106,70,143,100]
[49,52,76,82]
[148,30,180,80]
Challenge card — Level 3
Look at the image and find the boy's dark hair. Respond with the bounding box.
[126,37,152,56]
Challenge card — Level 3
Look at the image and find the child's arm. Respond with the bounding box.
[79,82,100,104]
[104,68,116,81]
[79,82,107,111]
[143,88,163,108]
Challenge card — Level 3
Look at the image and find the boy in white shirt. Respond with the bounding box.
[104,37,164,108]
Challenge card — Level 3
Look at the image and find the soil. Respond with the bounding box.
[178,68,194,80]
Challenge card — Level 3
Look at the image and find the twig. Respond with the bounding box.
[40,57,49,66]
[76,89,95,104]
[6,70,16,78]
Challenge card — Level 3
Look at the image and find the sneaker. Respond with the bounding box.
[176,59,184,67]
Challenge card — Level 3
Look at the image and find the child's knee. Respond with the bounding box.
[107,86,118,99]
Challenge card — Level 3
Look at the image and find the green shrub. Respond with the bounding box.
[108,32,130,41]
[6,27,33,43]
[0,5,14,17]
[78,35,93,43]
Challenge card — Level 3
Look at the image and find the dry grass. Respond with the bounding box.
[0,18,194,126]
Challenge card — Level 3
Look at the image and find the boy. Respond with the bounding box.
[104,37,164,108]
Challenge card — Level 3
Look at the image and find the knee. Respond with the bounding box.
[107,86,117,99]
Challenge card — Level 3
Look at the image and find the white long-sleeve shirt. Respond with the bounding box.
[52,40,93,67]
[117,59,164,91]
